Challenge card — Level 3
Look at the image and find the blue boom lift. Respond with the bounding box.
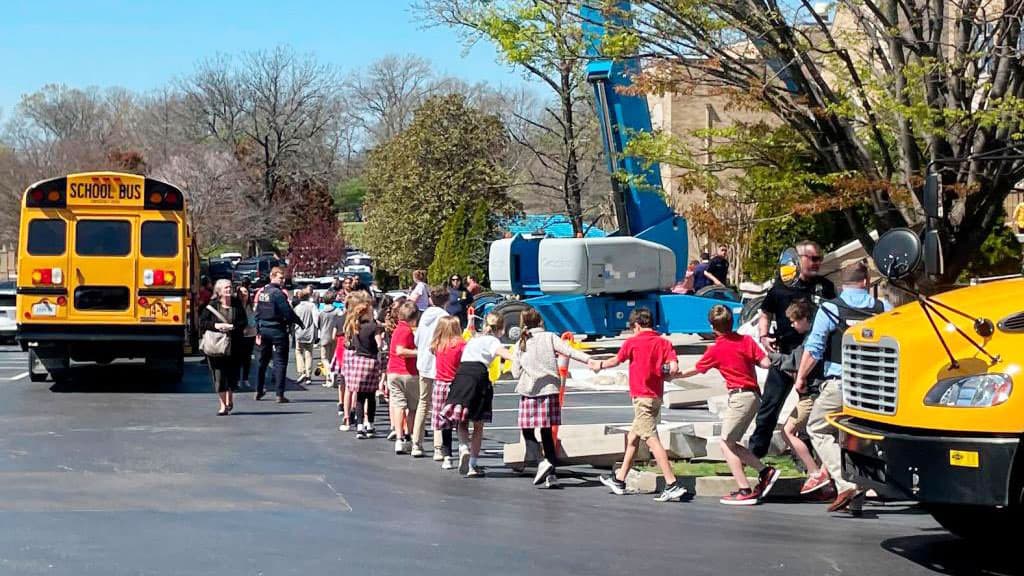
[477,2,741,342]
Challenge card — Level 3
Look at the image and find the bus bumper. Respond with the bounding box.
[17,324,185,360]
[838,416,1020,507]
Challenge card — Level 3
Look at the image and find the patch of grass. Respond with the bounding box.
[640,456,805,479]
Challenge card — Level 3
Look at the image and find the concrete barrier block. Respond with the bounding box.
[663,384,718,408]
[625,469,663,494]
[694,475,804,498]
[505,425,629,469]
[664,428,707,460]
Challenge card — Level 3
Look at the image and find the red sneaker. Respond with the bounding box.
[756,466,781,499]
[800,468,831,495]
[720,488,761,506]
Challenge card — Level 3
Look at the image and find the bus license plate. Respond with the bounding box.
[31,302,57,317]
[949,450,979,468]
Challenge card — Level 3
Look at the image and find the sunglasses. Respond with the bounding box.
[801,254,824,263]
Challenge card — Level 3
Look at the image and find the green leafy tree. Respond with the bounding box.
[418,0,597,235]
[429,201,493,284]
[429,203,470,284]
[604,1,1024,285]
[361,94,521,276]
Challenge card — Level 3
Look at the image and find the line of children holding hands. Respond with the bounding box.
[335,285,812,504]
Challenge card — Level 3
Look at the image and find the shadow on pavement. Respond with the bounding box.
[881,534,1024,575]
[48,364,210,393]
[227,411,312,416]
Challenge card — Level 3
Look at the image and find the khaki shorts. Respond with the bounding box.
[786,394,816,432]
[387,374,419,410]
[630,397,662,440]
[721,390,760,443]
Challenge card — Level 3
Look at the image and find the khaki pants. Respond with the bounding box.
[295,341,314,380]
[630,397,662,440]
[808,378,856,492]
[319,340,336,377]
[413,376,435,449]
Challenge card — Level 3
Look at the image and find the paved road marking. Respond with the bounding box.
[5,371,28,380]
[491,405,629,413]
[486,422,634,431]
[492,390,625,397]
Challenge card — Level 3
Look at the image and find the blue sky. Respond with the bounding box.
[0,0,528,116]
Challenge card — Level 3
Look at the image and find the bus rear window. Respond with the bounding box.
[27,219,66,256]
[76,220,130,256]
[141,221,179,257]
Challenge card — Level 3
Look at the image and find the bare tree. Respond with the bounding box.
[181,46,344,242]
[344,54,443,146]
[418,0,603,235]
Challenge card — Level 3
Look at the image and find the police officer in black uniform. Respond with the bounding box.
[255,266,303,403]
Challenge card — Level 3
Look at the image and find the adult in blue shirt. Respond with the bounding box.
[795,260,890,514]
[691,252,712,292]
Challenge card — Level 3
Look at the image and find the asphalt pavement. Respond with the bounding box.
[0,345,1016,576]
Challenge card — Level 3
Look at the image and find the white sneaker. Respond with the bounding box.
[386,430,398,441]
[441,456,454,470]
[534,459,554,486]
[544,474,559,489]
[458,447,471,475]
[411,444,425,458]
[395,440,406,454]
[364,424,375,438]
[338,423,351,432]
[433,448,445,462]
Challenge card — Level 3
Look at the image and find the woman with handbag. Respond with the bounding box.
[236,286,258,390]
[200,279,247,415]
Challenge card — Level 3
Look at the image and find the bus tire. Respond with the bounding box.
[928,504,1021,541]
[147,354,184,383]
[28,350,47,382]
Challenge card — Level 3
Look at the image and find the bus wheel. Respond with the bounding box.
[147,355,184,383]
[928,504,1021,541]
[28,350,47,382]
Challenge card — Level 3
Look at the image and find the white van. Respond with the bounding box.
[0,281,16,343]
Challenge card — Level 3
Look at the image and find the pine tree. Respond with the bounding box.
[464,201,490,282]
[428,203,468,285]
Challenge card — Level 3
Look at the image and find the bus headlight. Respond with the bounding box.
[924,374,1012,407]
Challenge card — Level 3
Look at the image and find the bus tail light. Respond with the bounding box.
[56,296,67,306]
[25,178,67,208]
[31,268,62,285]
[138,297,149,308]
[143,269,176,286]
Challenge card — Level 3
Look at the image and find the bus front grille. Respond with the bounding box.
[842,337,899,415]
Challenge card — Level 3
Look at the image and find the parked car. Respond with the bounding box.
[0,281,14,343]
[232,255,285,286]
[207,258,235,283]
[344,253,373,270]
[292,276,335,300]
[219,252,243,267]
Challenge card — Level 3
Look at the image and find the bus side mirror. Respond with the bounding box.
[872,228,923,280]
[777,247,800,286]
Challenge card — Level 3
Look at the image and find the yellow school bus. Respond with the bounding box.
[832,231,1023,540]
[16,172,198,382]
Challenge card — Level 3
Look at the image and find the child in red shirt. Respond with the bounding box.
[678,304,777,506]
[594,309,688,502]
[430,316,466,470]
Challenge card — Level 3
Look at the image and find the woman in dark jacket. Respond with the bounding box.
[445,275,471,328]
[200,279,248,415]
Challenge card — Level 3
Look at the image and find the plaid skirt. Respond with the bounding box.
[343,353,381,393]
[518,394,562,429]
[432,379,453,430]
[442,362,493,423]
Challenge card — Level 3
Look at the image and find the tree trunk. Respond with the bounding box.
[561,67,584,236]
